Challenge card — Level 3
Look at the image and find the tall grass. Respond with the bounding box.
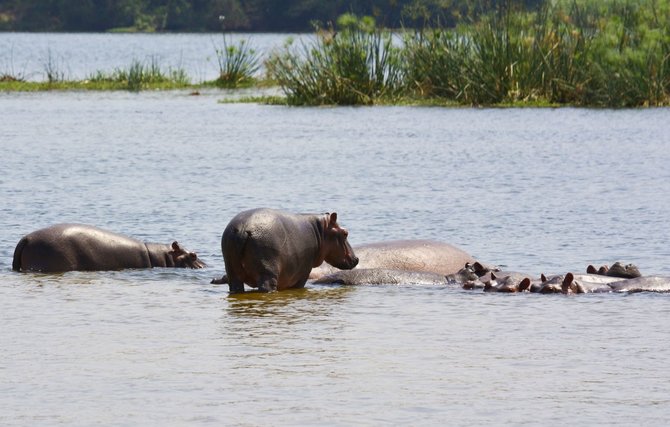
[403,0,670,107]
[88,57,189,91]
[43,48,66,83]
[268,1,670,107]
[267,28,403,105]
[212,36,261,88]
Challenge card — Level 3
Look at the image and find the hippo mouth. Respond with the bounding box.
[332,255,359,270]
[188,259,207,269]
[176,254,207,269]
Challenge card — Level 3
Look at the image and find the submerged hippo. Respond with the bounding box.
[560,273,620,294]
[310,239,477,279]
[609,276,670,293]
[482,272,532,293]
[12,223,206,272]
[312,268,448,286]
[586,262,641,279]
[218,208,358,293]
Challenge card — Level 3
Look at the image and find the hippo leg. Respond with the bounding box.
[228,277,246,293]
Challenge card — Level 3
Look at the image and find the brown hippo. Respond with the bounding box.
[312,268,447,286]
[12,223,206,272]
[482,272,532,293]
[310,239,477,279]
[586,262,642,279]
[218,208,358,293]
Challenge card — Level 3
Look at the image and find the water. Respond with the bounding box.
[0,32,303,82]
[2,34,670,426]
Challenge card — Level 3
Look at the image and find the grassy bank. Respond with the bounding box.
[2,0,669,107]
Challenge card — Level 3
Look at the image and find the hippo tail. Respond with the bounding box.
[12,236,27,271]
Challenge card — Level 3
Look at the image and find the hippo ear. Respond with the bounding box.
[562,272,574,286]
[330,212,338,224]
[541,273,547,282]
[519,278,531,291]
[171,241,182,252]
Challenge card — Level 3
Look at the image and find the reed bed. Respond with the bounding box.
[211,36,261,88]
[88,58,190,91]
[269,0,670,107]
[266,29,403,105]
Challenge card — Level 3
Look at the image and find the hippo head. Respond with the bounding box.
[169,241,206,268]
[321,212,359,270]
[606,262,641,279]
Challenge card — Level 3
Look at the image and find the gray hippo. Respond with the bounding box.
[559,273,620,294]
[446,261,494,285]
[310,239,477,279]
[609,276,670,293]
[586,262,641,279]
[312,268,448,286]
[12,223,206,272]
[218,208,358,293]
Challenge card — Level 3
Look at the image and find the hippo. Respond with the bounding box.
[482,272,532,293]
[560,273,620,294]
[12,223,206,272]
[609,276,670,293]
[586,262,641,279]
[217,208,358,293]
[446,261,495,285]
[310,239,477,280]
[312,268,448,286]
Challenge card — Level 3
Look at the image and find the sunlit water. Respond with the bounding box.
[2,35,670,426]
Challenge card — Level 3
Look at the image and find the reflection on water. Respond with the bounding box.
[225,286,353,319]
[1,88,669,426]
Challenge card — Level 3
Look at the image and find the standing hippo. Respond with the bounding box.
[12,223,206,272]
[309,239,477,279]
[219,208,358,293]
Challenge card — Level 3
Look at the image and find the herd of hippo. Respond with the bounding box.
[11,208,670,294]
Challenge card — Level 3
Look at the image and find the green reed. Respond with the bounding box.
[266,28,403,105]
[212,36,261,88]
[403,0,670,107]
[88,57,190,91]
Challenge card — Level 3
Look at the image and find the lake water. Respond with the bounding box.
[2,34,670,426]
[0,32,302,82]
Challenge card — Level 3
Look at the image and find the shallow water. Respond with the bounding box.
[1,89,670,426]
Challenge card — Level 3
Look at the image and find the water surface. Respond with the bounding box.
[1,89,670,426]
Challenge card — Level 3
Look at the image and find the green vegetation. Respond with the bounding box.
[210,35,261,88]
[0,0,543,32]
[87,58,190,91]
[268,0,670,107]
[266,22,403,105]
[2,1,669,107]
